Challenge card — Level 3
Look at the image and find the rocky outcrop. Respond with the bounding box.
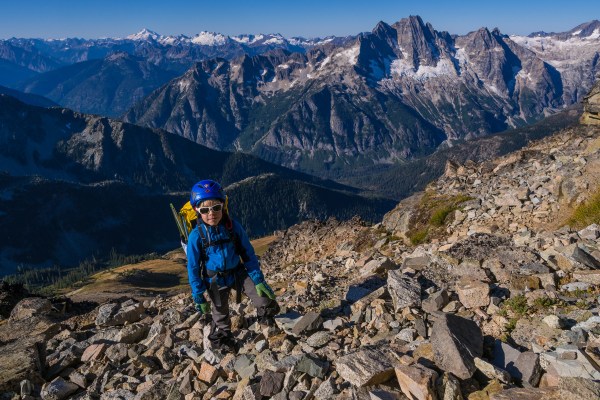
[581,79,600,125]
[383,122,600,239]
[0,281,29,318]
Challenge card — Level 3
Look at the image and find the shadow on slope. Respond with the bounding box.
[346,105,582,200]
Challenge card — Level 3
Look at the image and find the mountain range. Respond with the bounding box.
[0,30,351,117]
[123,17,600,179]
[0,94,394,275]
[0,29,350,78]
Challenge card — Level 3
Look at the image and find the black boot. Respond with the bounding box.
[258,300,281,326]
[208,326,236,353]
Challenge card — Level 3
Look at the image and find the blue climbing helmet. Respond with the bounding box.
[190,179,226,207]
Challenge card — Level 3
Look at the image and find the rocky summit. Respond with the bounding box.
[2,87,600,399]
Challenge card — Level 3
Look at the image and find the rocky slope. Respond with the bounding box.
[2,92,600,399]
[125,17,599,179]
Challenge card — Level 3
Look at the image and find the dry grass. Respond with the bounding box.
[567,186,600,229]
[406,191,472,245]
[64,235,278,302]
[251,235,278,257]
[66,258,189,302]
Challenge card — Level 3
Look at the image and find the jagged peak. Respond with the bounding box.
[568,20,600,38]
[459,26,502,50]
[126,28,161,41]
[371,20,397,42]
[405,15,426,25]
[491,27,504,36]
[231,33,287,46]
[372,20,393,33]
[391,14,438,42]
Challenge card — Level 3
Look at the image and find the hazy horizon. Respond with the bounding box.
[1,0,597,40]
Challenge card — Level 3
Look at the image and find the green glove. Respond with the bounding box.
[255,282,276,300]
[195,301,211,314]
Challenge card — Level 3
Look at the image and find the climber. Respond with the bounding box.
[186,179,280,352]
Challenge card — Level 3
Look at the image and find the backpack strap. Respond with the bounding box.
[224,217,249,263]
[196,222,209,279]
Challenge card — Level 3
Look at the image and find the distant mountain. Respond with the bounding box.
[510,19,600,104]
[0,30,355,87]
[526,20,600,39]
[0,40,63,73]
[125,16,598,180]
[16,52,179,117]
[0,87,57,108]
[0,95,394,274]
[0,59,38,87]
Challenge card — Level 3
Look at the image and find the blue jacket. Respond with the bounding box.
[186,219,264,304]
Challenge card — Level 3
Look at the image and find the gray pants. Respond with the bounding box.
[209,274,278,331]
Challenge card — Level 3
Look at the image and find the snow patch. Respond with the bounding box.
[192,31,228,46]
[454,47,468,69]
[264,37,285,45]
[159,36,180,45]
[571,30,582,36]
[178,78,193,91]
[231,34,272,45]
[232,36,250,44]
[319,55,332,69]
[390,57,456,81]
[487,84,503,96]
[335,46,359,65]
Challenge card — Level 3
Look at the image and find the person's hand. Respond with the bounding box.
[255,282,276,300]
[195,301,211,314]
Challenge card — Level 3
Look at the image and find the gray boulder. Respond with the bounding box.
[0,337,45,392]
[40,377,80,400]
[431,313,483,379]
[387,269,421,313]
[95,300,145,327]
[335,347,398,387]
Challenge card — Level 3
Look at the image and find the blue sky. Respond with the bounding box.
[1,0,597,39]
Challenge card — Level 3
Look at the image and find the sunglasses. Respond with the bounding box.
[197,204,223,214]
